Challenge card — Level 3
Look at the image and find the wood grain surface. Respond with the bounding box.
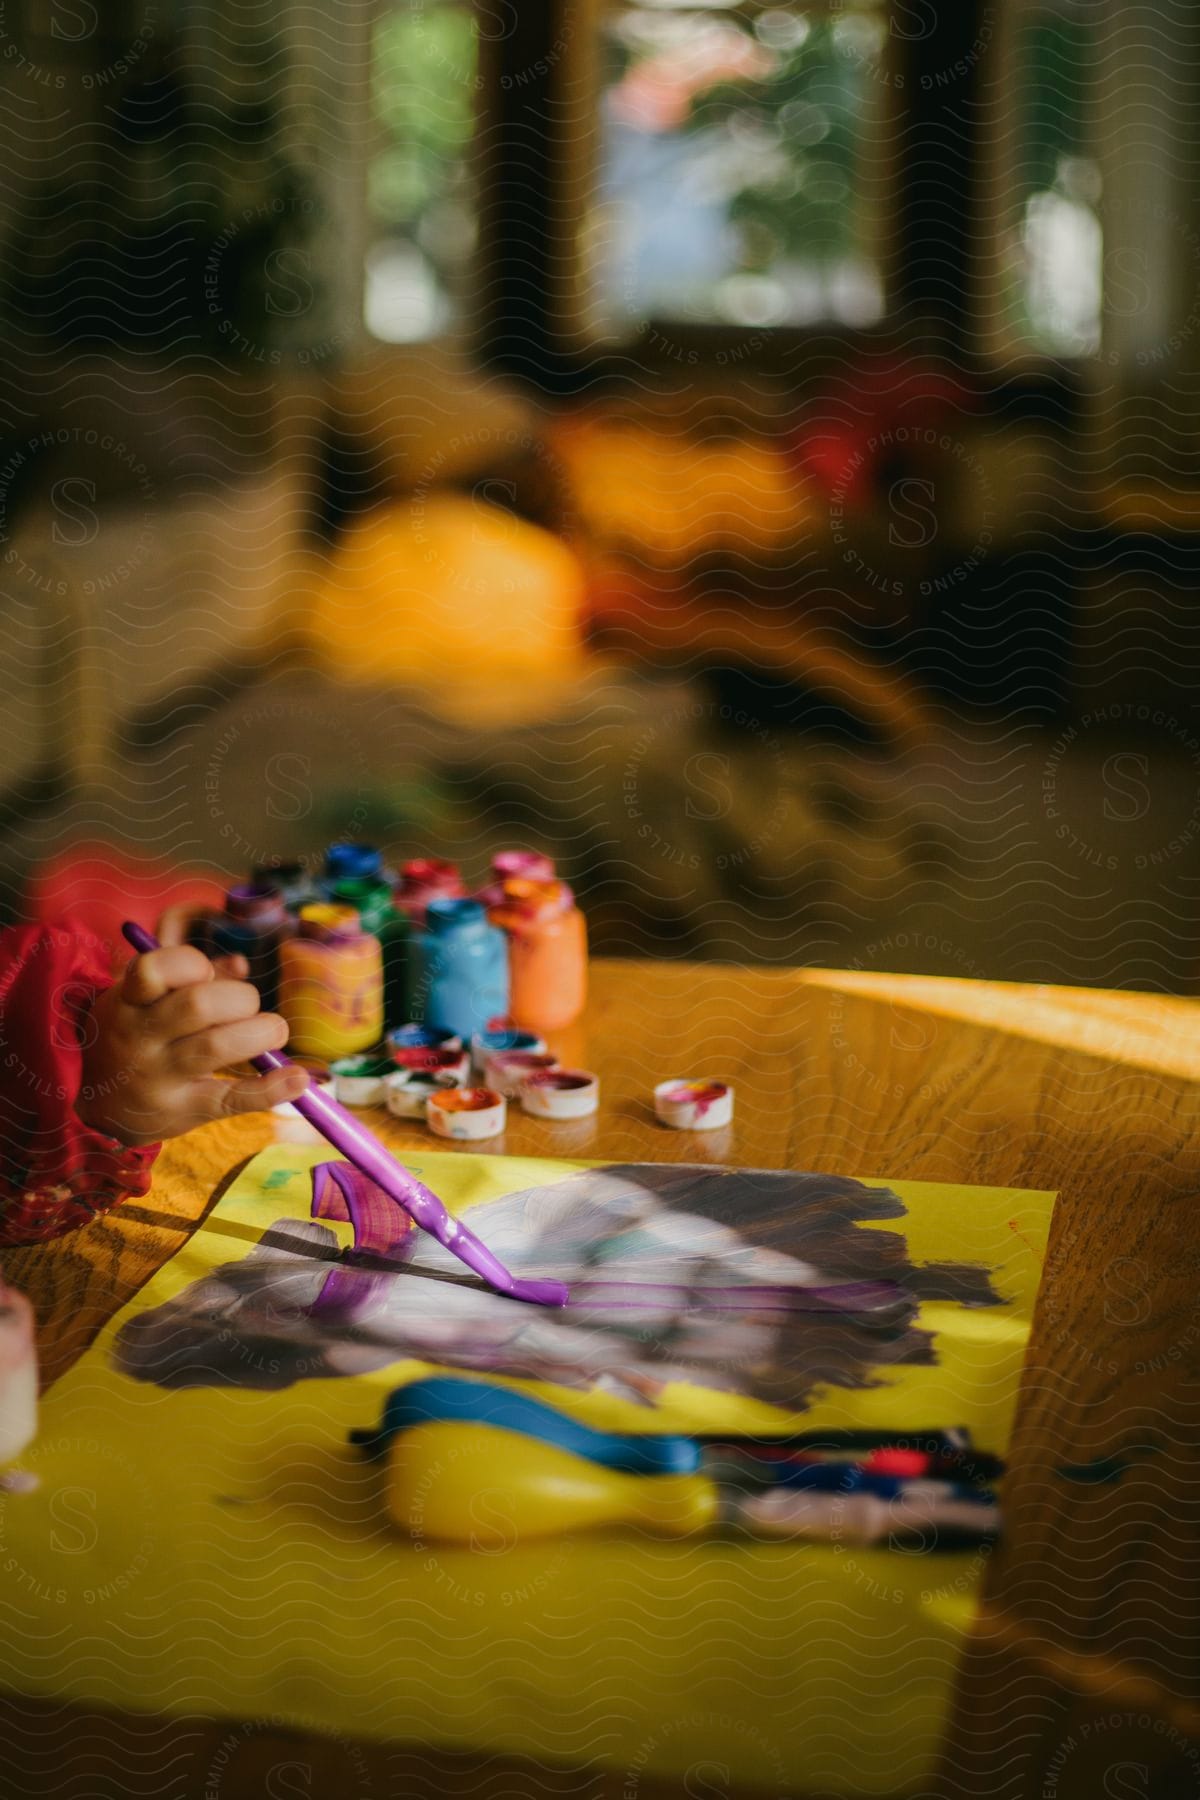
[4,957,1200,1800]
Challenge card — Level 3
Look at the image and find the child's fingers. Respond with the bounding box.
[211,953,250,980]
[206,1065,310,1119]
[156,903,209,948]
[170,1012,290,1078]
[155,976,261,1042]
[122,945,214,1007]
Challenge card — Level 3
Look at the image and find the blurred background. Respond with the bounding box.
[1,0,1197,988]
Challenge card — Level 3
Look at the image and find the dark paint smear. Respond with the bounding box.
[113,1162,1004,1412]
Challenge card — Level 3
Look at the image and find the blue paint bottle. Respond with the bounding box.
[412,897,509,1040]
[321,843,391,896]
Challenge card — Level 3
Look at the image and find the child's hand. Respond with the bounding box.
[76,946,309,1145]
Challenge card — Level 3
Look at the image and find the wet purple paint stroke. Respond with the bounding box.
[310,1163,417,1317]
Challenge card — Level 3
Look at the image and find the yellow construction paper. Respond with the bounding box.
[0,1147,1055,1796]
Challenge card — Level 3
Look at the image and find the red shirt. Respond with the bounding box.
[0,923,159,1243]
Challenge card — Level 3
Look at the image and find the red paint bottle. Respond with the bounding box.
[394,858,465,926]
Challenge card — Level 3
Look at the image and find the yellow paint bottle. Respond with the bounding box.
[385,1422,719,1544]
[277,904,383,1061]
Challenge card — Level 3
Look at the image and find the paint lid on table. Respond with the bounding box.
[330,1054,396,1107]
[390,1045,472,1081]
[485,1049,560,1096]
[387,1022,464,1053]
[426,1085,507,1140]
[385,1066,462,1118]
[519,1068,599,1119]
[653,1078,734,1130]
[471,1023,547,1069]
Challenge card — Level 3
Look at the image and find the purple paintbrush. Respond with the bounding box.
[121,920,568,1308]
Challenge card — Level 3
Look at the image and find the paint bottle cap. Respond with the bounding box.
[326,843,384,883]
[478,854,573,913]
[491,878,571,926]
[653,1078,734,1130]
[387,1023,464,1053]
[425,896,485,933]
[298,903,362,942]
[493,850,556,883]
[390,1046,472,1081]
[329,1055,395,1108]
[253,857,307,886]
[425,1086,507,1140]
[471,1025,547,1071]
[485,1049,560,1096]
[519,1069,600,1119]
[401,856,462,886]
[224,882,287,925]
[253,860,317,911]
[385,1067,463,1118]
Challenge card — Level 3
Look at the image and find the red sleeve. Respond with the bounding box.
[0,923,160,1244]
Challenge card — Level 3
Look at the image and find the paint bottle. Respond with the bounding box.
[252,859,318,914]
[488,877,587,1032]
[209,883,295,1012]
[393,857,465,926]
[277,903,383,1060]
[328,874,393,936]
[327,875,412,1030]
[476,851,571,910]
[321,843,392,897]
[410,897,509,1040]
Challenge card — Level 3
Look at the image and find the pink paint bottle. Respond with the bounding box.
[277,903,383,1061]
[476,850,573,911]
[488,877,587,1032]
[393,858,466,926]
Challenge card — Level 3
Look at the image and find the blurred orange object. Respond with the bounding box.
[551,419,809,565]
[306,496,586,724]
[27,844,227,970]
[488,878,588,1032]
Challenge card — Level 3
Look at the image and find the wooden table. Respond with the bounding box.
[4,959,1200,1799]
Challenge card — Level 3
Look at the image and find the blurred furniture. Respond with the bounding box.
[5,960,1199,1797]
[302,493,588,726]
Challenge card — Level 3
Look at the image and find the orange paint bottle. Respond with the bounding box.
[488,878,587,1032]
[277,903,383,1061]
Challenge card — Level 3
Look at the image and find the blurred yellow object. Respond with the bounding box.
[385,1421,719,1545]
[305,496,586,722]
[552,419,808,562]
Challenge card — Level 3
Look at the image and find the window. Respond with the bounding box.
[364,3,480,343]
[986,1,1102,360]
[587,0,888,336]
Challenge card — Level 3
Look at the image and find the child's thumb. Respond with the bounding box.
[213,1066,310,1118]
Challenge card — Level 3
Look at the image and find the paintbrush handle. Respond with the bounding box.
[120,921,567,1308]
